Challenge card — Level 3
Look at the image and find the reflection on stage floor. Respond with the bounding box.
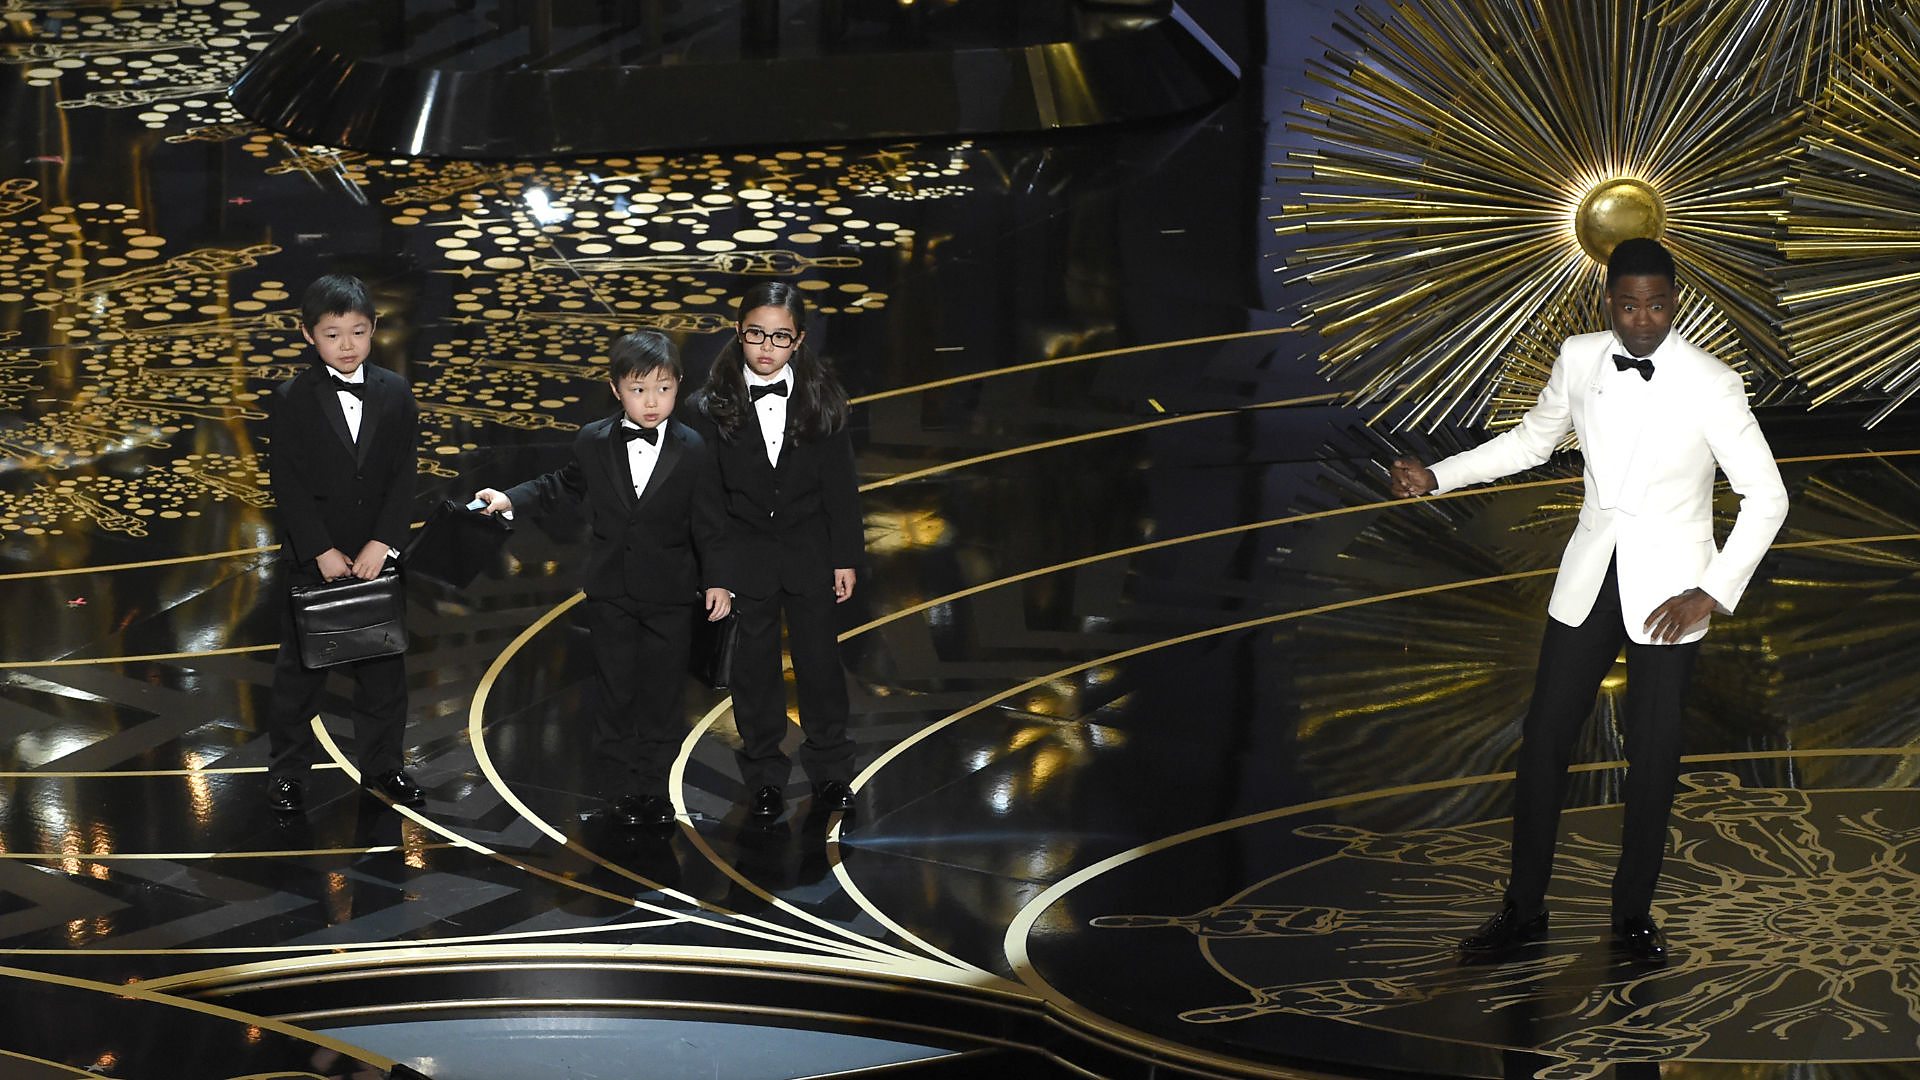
[2,1,1919,1078]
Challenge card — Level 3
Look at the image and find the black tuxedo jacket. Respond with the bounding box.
[504,415,728,604]
[269,363,418,585]
[688,406,863,599]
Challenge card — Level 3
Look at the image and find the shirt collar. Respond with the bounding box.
[325,366,367,385]
[1610,332,1676,365]
[743,364,794,390]
[619,416,668,438]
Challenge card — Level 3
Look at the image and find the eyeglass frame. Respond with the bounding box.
[738,326,800,348]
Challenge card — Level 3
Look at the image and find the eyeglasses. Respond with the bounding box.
[739,327,798,348]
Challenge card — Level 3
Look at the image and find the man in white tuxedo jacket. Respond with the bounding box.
[1389,238,1789,963]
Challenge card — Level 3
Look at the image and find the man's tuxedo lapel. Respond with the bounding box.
[1582,338,1647,477]
[312,371,357,456]
[632,423,683,515]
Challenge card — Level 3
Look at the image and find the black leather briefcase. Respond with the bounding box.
[403,499,512,589]
[289,566,408,669]
[689,608,738,690]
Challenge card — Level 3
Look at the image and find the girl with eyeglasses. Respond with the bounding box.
[688,281,863,825]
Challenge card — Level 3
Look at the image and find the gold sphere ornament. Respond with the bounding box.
[1575,179,1667,264]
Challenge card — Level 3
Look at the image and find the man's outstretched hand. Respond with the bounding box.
[1644,588,1715,644]
[1389,457,1437,498]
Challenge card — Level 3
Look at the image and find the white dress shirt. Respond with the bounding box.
[746,364,793,467]
[1588,333,1664,511]
[621,417,666,498]
[332,367,367,441]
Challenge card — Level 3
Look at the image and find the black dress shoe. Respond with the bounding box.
[614,795,675,828]
[368,769,425,808]
[1612,913,1668,963]
[812,779,856,811]
[268,776,304,813]
[1460,902,1549,954]
[747,785,784,823]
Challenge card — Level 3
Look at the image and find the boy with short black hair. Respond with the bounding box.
[265,272,423,813]
[475,331,732,828]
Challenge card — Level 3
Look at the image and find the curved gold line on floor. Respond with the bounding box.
[462,596,918,964]
[0,542,277,581]
[0,519,443,582]
[650,702,934,967]
[1006,752,1920,1070]
[822,806,1012,983]
[841,474,1579,640]
[144,943,1020,1001]
[0,917,685,960]
[0,963,399,1072]
[0,844,455,861]
[0,643,274,670]
[859,391,1347,493]
[0,1049,97,1078]
[848,328,1302,405]
[0,763,342,779]
[310,720,687,920]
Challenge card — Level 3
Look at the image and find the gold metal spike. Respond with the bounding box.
[1652,0,1872,103]
[1778,0,1920,427]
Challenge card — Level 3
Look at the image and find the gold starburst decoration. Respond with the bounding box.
[1279,0,1802,431]
[1653,0,1872,102]
[1778,0,1920,427]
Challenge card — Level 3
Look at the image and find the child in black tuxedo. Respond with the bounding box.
[688,282,864,824]
[265,274,422,813]
[475,332,732,828]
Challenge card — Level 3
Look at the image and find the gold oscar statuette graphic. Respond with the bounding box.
[69,244,281,301]
[57,81,231,110]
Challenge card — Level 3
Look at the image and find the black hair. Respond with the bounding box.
[300,273,376,329]
[1605,237,1677,291]
[607,330,682,383]
[692,282,849,442]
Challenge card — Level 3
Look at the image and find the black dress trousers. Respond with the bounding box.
[1505,558,1702,920]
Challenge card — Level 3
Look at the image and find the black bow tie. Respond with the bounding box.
[329,376,365,399]
[1612,354,1656,381]
[622,423,659,446]
[749,382,789,402]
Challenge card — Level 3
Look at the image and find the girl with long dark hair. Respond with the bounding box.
[689,282,863,823]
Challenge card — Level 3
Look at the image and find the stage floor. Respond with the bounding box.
[3,2,1920,1078]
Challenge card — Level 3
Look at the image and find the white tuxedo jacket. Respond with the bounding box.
[1429,330,1788,645]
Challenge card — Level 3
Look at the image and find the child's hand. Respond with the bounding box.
[474,488,512,515]
[315,548,353,581]
[350,540,390,580]
[833,568,855,604]
[704,588,732,621]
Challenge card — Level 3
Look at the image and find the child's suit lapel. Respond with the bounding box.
[602,419,640,514]
[313,370,357,457]
[353,371,382,465]
[632,422,683,516]
[310,366,380,463]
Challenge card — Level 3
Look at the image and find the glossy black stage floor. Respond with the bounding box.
[5,2,1920,1079]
